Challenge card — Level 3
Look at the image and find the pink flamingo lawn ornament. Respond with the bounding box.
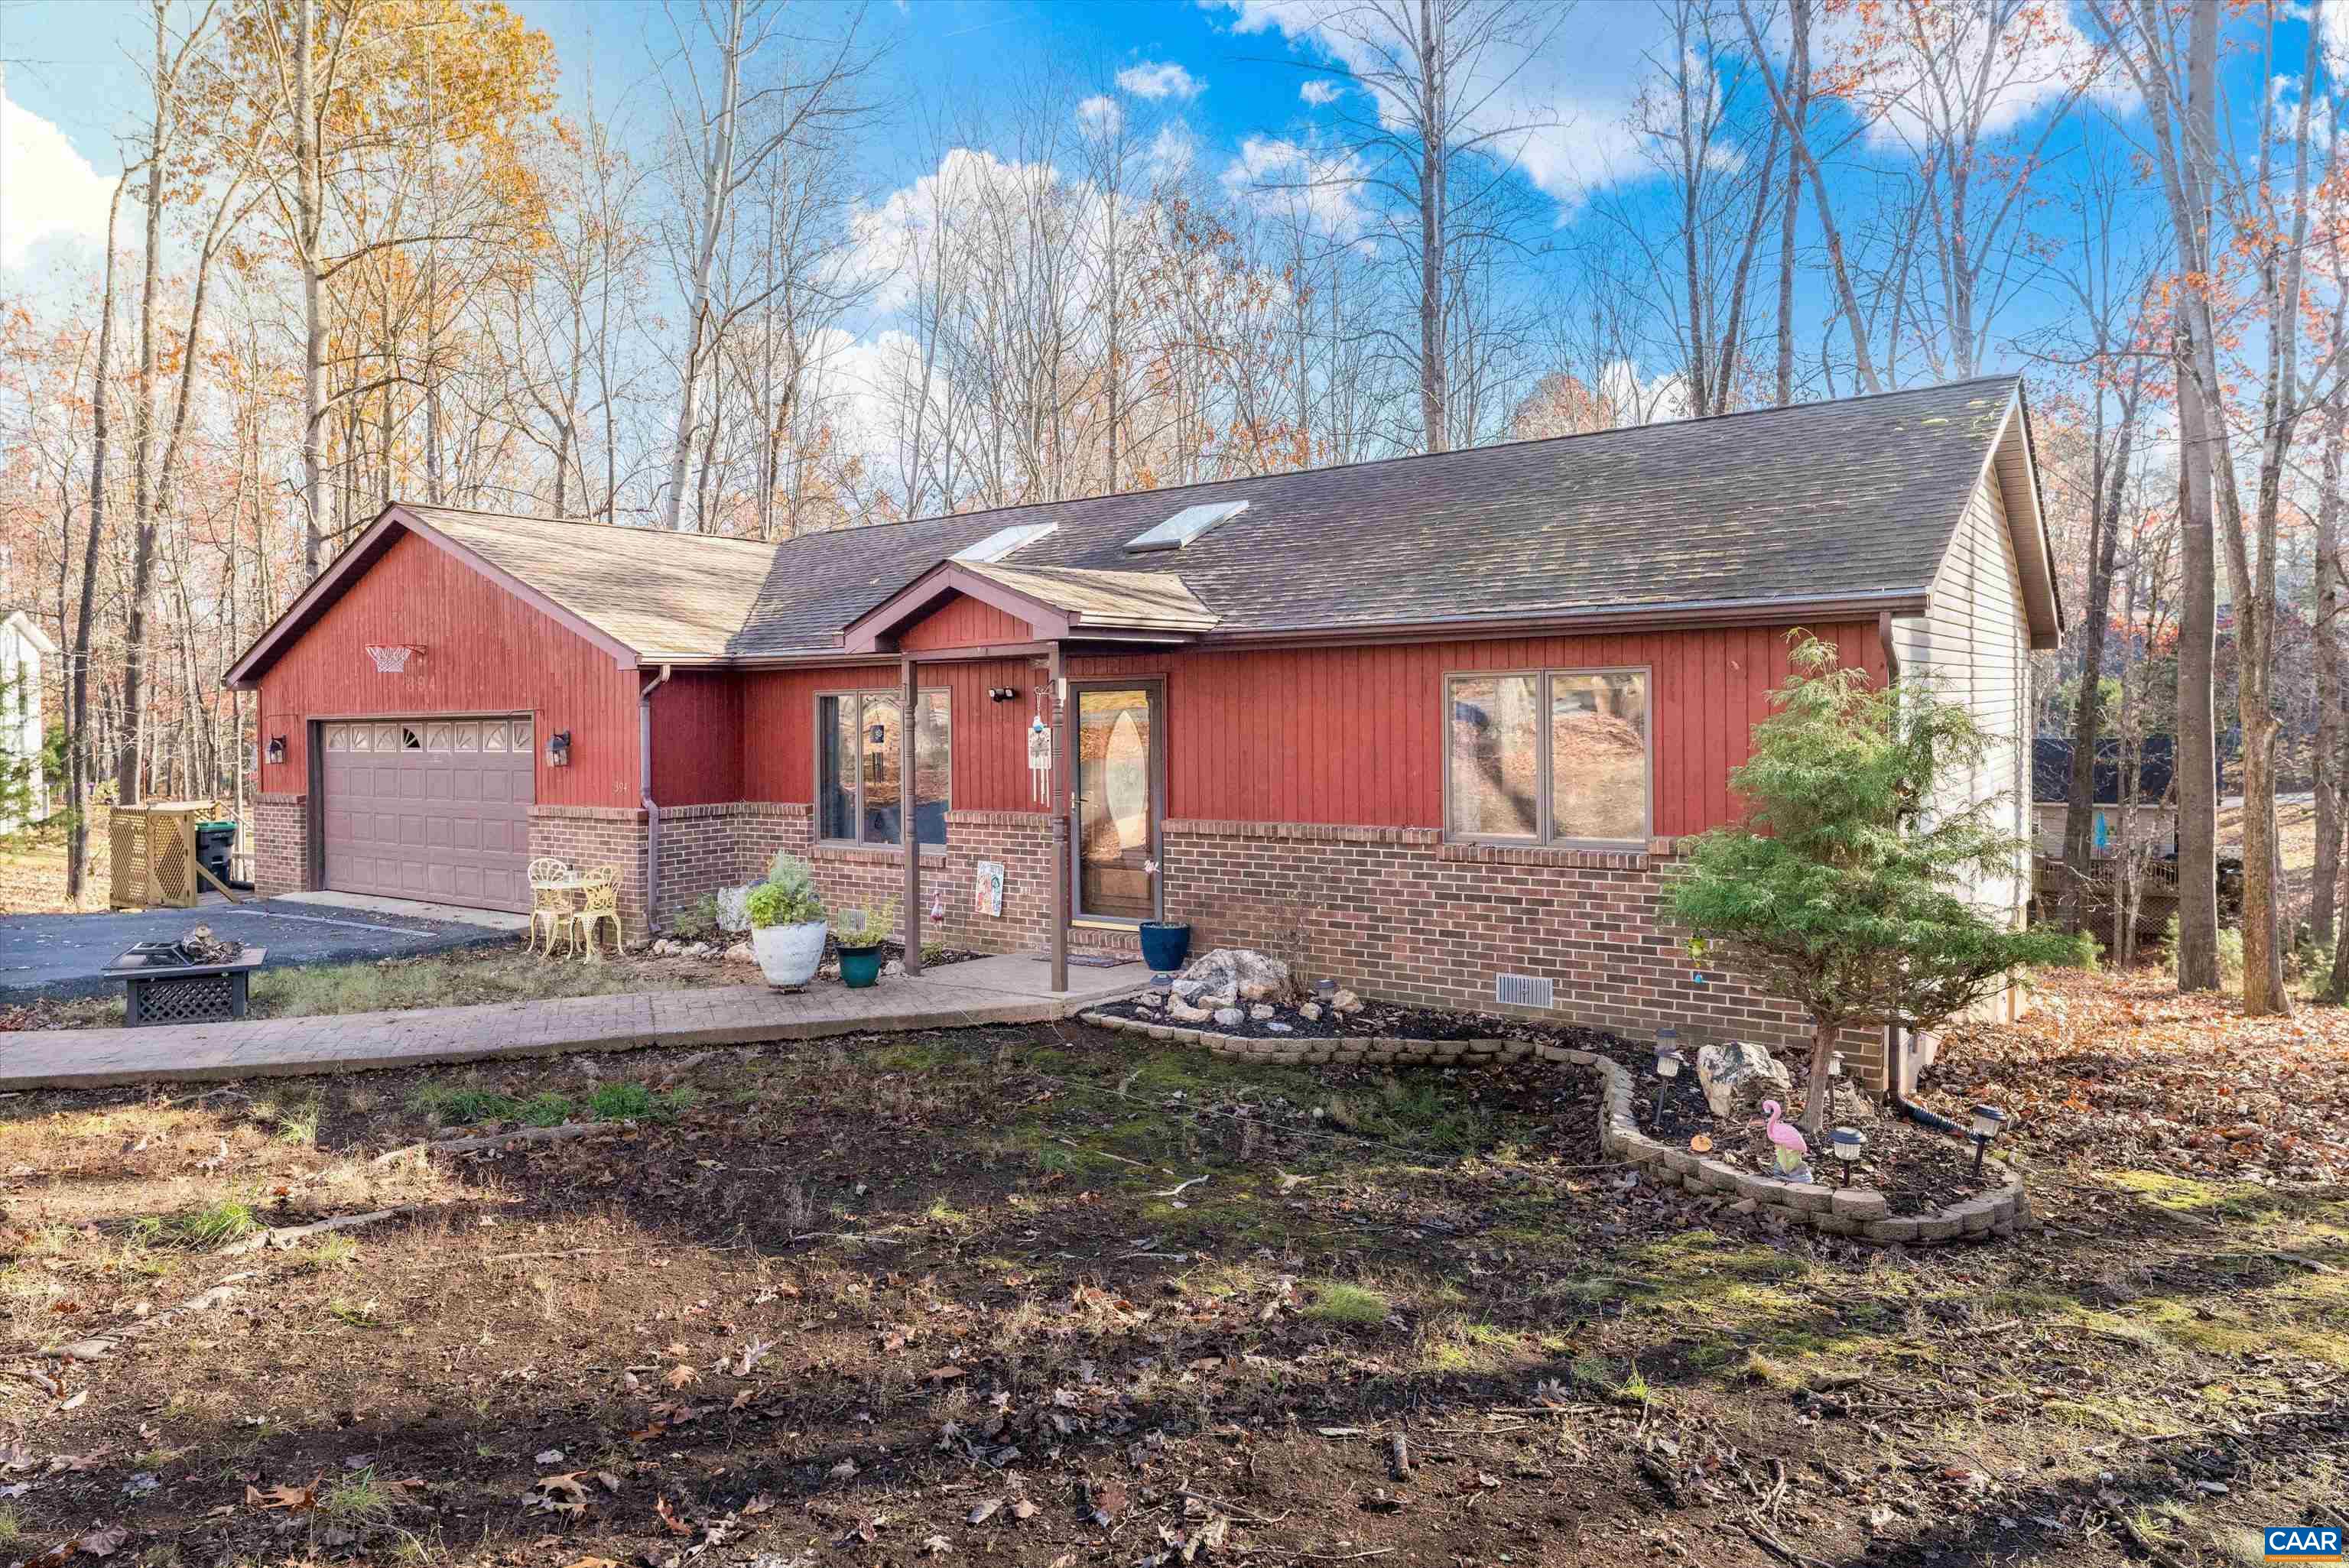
[1759,1099,1815,1183]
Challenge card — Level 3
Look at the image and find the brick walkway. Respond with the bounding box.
[0,954,1144,1092]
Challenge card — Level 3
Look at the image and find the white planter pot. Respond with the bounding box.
[750,920,828,989]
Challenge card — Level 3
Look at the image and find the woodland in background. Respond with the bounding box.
[0,0,2343,1019]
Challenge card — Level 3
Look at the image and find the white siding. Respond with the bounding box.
[0,619,47,829]
[1889,466,2030,923]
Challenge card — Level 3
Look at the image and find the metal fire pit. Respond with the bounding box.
[101,942,266,1027]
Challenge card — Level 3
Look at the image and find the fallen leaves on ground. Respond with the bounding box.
[1929,968,2349,1182]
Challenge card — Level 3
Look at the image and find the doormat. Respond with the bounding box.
[1028,951,1133,968]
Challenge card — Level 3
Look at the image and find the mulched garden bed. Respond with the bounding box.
[1093,991,2001,1216]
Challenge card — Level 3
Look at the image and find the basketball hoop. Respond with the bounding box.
[365,644,421,674]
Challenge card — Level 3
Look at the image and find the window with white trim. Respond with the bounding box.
[1445,669,1650,845]
[818,690,950,847]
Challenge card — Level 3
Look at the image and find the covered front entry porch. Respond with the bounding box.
[839,558,1219,992]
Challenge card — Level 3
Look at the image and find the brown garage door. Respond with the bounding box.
[320,716,534,911]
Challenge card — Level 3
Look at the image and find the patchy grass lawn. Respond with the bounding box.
[3,1000,2344,1568]
[3,946,751,1032]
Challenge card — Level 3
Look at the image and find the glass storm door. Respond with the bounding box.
[1074,683,1162,921]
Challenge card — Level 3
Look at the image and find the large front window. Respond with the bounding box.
[819,690,950,847]
[1447,668,1649,845]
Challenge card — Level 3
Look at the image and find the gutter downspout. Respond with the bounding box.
[639,664,674,936]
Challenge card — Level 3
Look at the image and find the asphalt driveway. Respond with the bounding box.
[0,899,517,1002]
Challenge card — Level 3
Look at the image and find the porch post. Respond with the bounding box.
[1048,643,1068,995]
[901,654,922,978]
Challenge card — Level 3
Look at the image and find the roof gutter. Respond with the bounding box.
[720,589,1934,667]
[640,662,674,936]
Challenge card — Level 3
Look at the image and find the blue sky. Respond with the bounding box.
[2,0,2327,424]
[1,0,1730,279]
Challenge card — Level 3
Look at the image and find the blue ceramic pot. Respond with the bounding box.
[1137,920,1191,972]
[838,944,885,988]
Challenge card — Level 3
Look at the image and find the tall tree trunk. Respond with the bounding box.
[67,180,130,903]
[295,0,327,575]
[1416,0,1447,453]
[2316,400,2345,947]
[2061,398,2136,931]
[2174,315,2221,990]
[117,0,169,806]
[1773,0,1808,406]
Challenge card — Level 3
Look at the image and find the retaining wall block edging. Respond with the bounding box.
[1075,1009,2028,1248]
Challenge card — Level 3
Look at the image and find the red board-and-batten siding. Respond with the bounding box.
[804,595,1885,836]
[258,531,1884,839]
[255,531,638,809]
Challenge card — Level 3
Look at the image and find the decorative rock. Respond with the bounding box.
[1299,1002,1322,1021]
[1139,989,1165,1008]
[1729,1197,1759,1216]
[1330,989,1363,1014]
[724,942,754,963]
[1267,1021,1294,1034]
[716,883,756,933]
[1249,1004,1275,1021]
[1174,948,1293,1006]
[1167,998,1216,1024]
[1696,1039,1792,1119]
[1212,1006,1246,1027]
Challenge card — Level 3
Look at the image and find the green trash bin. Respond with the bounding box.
[194,819,241,891]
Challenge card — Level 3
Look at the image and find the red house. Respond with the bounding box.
[226,378,2059,1084]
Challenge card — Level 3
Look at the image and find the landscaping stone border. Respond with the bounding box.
[1077,1011,2027,1246]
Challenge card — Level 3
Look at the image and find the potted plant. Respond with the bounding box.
[746,854,827,990]
[830,899,898,989]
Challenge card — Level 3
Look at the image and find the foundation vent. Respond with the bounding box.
[1494,972,1555,1009]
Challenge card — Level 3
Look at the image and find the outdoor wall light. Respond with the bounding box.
[1831,1125,1867,1186]
[265,735,287,765]
[989,687,1019,702]
[546,730,573,768]
[1968,1104,2008,1174]
[1652,1027,1684,1132]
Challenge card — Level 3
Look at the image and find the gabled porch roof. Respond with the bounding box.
[840,558,1220,655]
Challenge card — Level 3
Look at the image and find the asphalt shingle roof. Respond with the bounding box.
[728,375,2026,657]
[405,505,778,661]
[292,377,2029,665]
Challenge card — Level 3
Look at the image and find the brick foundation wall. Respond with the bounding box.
[641,803,1061,959]
[529,805,649,940]
[1160,818,1886,1085]
[253,794,309,900]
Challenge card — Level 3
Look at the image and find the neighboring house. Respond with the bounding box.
[2031,735,2180,859]
[226,376,2061,1086]
[1,608,57,830]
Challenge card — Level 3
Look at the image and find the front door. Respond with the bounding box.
[1073,683,1162,921]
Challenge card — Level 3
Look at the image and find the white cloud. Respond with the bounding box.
[1149,120,1197,180]
[1077,93,1123,131]
[1116,60,1205,100]
[1220,133,1370,235]
[0,90,115,271]
[1299,79,1342,106]
[1213,0,1650,205]
[1811,3,2121,152]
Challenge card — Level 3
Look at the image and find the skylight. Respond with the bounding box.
[952,521,1058,563]
[1124,499,1248,554]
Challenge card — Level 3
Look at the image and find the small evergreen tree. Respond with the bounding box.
[1667,635,2084,1131]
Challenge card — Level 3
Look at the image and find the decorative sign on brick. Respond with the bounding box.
[973,859,1005,917]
